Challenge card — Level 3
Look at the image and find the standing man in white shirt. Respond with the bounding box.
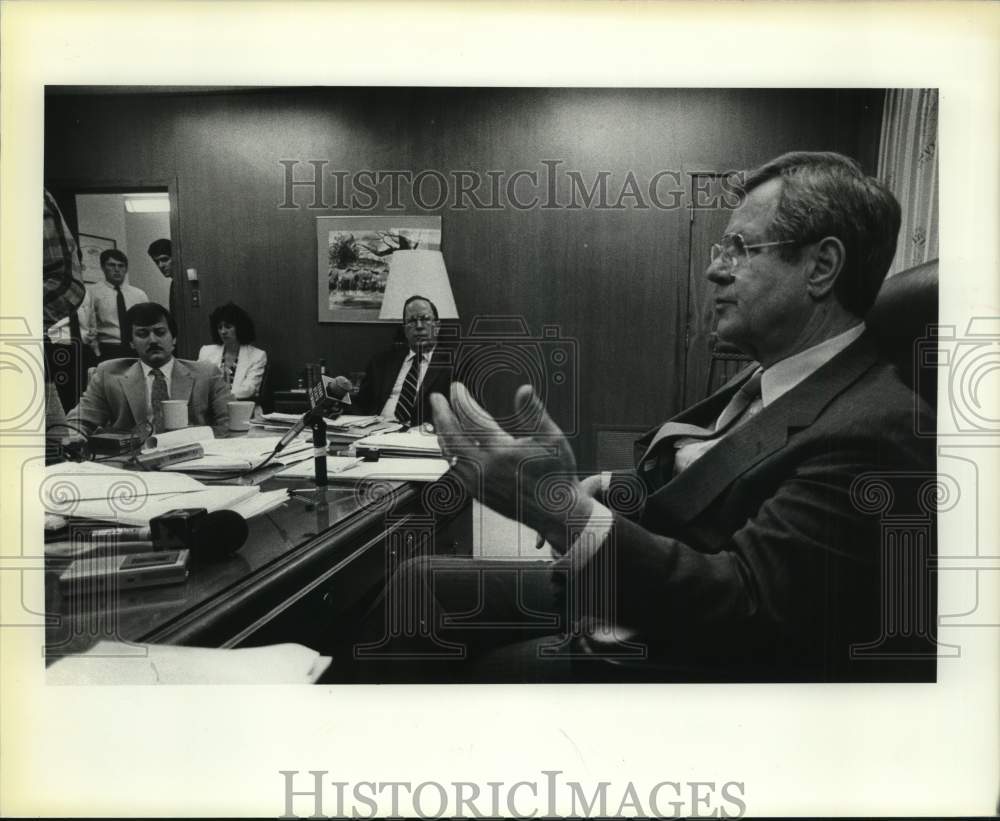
[82,249,149,361]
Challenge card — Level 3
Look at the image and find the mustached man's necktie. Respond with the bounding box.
[150,367,169,433]
[394,352,423,424]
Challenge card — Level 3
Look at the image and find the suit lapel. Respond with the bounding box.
[119,362,148,427]
[634,365,757,465]
[647,335,881,524]
[171,359,194,404]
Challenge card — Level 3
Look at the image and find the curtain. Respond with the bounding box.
[878,89,939,276]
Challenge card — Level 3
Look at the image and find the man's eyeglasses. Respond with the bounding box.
[404,315,437,327]
[709,233,799,273]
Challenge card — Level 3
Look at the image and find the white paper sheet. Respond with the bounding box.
[47,641,331,684]
[277,456,450,482]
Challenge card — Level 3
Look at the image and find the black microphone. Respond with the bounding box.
[275,376,353,452]
[85,508,248,562]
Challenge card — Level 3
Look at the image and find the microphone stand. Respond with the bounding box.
[312,416,328,486]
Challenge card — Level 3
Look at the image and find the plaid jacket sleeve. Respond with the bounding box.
[42,189,85,328]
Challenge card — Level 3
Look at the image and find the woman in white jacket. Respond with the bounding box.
[198,302,267,401]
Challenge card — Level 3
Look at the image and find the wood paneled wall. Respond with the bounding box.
[45,87,883,467]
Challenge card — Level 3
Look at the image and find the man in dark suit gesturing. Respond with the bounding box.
[342,152,935,684]
[350,295,452,427]
[69,302,232,439]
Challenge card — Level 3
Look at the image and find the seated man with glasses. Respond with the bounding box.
[337,295,453,427]
[335,151,936,685]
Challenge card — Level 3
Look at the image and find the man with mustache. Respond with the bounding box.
[69,302,232,438]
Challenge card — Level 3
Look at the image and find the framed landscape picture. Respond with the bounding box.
[316,215,441,322]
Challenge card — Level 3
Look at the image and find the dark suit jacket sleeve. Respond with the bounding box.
[564,412,930,660]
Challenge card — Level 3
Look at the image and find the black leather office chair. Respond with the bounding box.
[865,257,939,406]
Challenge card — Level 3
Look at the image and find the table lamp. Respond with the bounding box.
[379,250,459,320]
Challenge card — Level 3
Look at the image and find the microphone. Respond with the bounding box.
[275,376,353,452]
[85,508,248,562]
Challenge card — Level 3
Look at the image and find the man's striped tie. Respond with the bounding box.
[394,352,423,424]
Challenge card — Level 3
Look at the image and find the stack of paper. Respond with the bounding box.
[41,461,286,527]
[277,456,450,482]
[162,435,313,473]
[353,429,442,457]
[47,641,332,684]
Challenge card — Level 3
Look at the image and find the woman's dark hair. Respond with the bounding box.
[209,302,256,344]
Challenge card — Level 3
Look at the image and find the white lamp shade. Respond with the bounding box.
[379,250,458,320]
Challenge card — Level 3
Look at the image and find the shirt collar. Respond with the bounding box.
[139,357,175,380]
[405,344,435,363]
[760,323,865,406]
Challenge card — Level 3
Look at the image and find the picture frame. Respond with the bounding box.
[316,215,441,323]
[77,233,117,283]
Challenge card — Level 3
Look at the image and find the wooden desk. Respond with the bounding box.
[45,475,472,661]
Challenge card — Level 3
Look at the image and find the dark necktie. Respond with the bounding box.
[150,367,169,433]
[394,352,423,423]
[114,284,129,343]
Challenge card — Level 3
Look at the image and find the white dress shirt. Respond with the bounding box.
[380,346,435,419]
[84,279,149,344]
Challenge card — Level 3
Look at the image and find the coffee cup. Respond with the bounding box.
[161,399,188,431]
[228,400,255,432]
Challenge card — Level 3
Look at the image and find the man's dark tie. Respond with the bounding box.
[114,284,129,343]
[150,367,169,433]
[394,352,423,424]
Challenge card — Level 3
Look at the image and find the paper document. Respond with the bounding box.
[278,456,450,482]
[143,426,215,451]
[42,461,205,501]
[47,641,332,684]
[57,485,261,527]
[354,430,442,456]
[162,436,312,472]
